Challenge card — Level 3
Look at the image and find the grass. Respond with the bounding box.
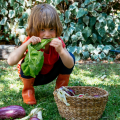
[0,60,120,120]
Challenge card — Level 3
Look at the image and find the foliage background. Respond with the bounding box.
[0,0,120,61]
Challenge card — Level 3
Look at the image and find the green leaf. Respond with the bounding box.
[97,27,106,37]
[92,33,97,43]
[17,6,24,14]
[65,10,71,23]
[63,30,70,42]
[0,17,7,25]
[21,45,44,78]
[88,44,95,53]
[32,39,53,50]
[82,51,89,59]
[72,2,78,6]
[59,13,64,22]
[87,3,94,12]
[95,22,100,30]
[107,56,114,61]
[9,0,15,6]
[106,15,113,20]
[97,16,106,27]
[101,12,107,18]
[109,29,118,37]
[84,0,90,5]
[97,16,105,23]
[13,3,19,9]
[26,0,32,6]
[91,10,98,17]
[9,10,15,18]
[99,52,106,60]
[91,54,99,60]
[70,22,76,27]
[106,37,113,42]
[81,3,85,7]
[89,16,96,27]
[14,37,20,45]
[118,25,120,33]
[5,37,9,41]
[69,3,78,15]
[78,18,83,24]
[63,24,67,29]
[21,38,53,78]
[74,53,80,61]
[2,1,8,8]
[71,35,77,42]
[68,26,75,35]
[76,47,82,54]
[75,23,84,32]
[0,8,8,15]
[107,19,115,30]
[67,46,77,53]
[76,8,88,18]
[82,27,92,40]
[76,32,83,39]
[94,2,101,10]
[69,4,76,11]
[46,0,51,4]
[0,35,4,40]
[72,8,78,16]
[93,49,100,55]
[82,45,88,51]
[103,45,112,54]
[83,16,89,26]
[16,0,25,6]
[97,45,104,51]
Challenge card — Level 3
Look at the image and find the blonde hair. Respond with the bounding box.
[26,4,63,37]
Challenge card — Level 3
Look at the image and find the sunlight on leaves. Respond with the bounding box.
[0,101,4,105]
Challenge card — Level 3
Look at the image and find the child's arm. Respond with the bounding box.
[50,38,74,68]
[7,36,41,66]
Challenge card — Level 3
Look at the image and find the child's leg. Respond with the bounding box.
[19,60,36,105]
[55,52,75,90]
[19,76,36,105]
[20,52,75,104]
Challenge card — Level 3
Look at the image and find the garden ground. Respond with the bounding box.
[0,60,120,120]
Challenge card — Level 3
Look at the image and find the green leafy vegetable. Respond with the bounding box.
[32,38,53,50]
[21,38,53,78]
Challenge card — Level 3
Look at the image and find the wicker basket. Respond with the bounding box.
[53,86,109,120]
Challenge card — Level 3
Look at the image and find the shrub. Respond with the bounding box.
[0,0,120,61]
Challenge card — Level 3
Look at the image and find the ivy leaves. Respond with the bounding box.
[76,8,88,18]
[0,0,119,61]
[59,0,119,61]
[67,44,114,61]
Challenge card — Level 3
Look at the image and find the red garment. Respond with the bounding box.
[17,37,66,75]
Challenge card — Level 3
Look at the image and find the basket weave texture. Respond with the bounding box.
[53,86,109,120]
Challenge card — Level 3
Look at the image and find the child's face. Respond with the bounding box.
[39,28,56,39]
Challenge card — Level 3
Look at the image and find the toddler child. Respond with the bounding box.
[7,3,75,105]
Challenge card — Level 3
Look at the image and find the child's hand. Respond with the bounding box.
[50,38,63,54]
[27,36,41,45]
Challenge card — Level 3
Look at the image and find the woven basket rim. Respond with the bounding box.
[53,86,109,119]
[53,86,109,99]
